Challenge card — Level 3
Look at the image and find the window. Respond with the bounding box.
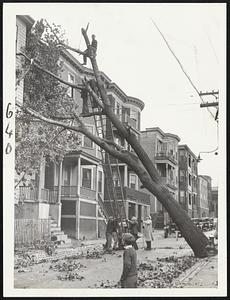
[115,102,122,120]
[83,126,94,148]
[179,170,185,182]
[63,166,71,186]
[98,171,103,193]
[157,140,163,153]
[67,73,75,97]
[130,109,138,128]
[188,193,191,205]
[188,174,191,186]
[112,169,120,187]
[129,174,137,189]
[188,154,191,167]
[82,168,93,189]
[130,109,138,121]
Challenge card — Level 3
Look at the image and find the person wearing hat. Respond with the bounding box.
[142,216,154,250]
[127,216,139,250]
[119,233,138,288]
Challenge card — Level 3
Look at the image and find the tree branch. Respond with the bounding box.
[81,28,162,184]
[80,111,104,118]
[16,52,84,91]
[44,19,85,56]
[49,115,75,120]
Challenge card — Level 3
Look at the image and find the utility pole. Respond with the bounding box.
[199,90,219,121]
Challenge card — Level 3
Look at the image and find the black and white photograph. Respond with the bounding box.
[3,2,227,297]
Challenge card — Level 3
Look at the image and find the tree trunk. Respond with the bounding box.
[144,181,209,258]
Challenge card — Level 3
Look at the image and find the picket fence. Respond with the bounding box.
[14,219,51,247]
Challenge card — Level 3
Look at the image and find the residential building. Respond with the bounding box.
[140,127,180,227]
[178,145,198,218]
[210,186,218,218]
[104,83,151,230]
[16,15,150,240]
[197,175,210,218]
[202,175,212,215]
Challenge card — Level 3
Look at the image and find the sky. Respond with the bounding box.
[11,3,226,186]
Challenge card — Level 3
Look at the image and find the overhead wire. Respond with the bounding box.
[150,18,216,121]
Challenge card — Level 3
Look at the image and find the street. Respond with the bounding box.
[14,231,218,289]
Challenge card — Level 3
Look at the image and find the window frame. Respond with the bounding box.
[81,166,94,190]
[98,170,103,193]
[67,72,75,98]
[129,173,137,190]
[82,125,94,149]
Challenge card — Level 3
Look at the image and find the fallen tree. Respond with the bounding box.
[16,20,209,257]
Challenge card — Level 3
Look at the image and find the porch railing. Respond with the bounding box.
[19,186,38,201]
[19,187,51,202]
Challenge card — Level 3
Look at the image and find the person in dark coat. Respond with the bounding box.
[112,218,119,250]
[119,233,138,288]
[104,216,114,253]
[89,79,99,108]
[82,34,98,65]
[80,88,89,115]
[128,216,139,250]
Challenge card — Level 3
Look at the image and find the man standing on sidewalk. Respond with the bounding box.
[104,216,114,253]
[143,216,154,250]
[119,233,137,288]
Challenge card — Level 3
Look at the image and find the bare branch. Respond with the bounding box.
[49,115,75,120]
[60,43,85,56]
[44,19,85,56]
[80,111,104,118]
[16,52,84,91]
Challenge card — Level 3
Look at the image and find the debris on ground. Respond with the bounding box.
[138,255,199,288]
[15,239,57,256]
[93,280,118,288]
[85,248,103,259]
[57,272,85,281]
[50,260,85,272]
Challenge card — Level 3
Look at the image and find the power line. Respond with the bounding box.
[150,18,216,121]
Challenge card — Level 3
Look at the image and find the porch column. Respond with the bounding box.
[95,165,99,239]
[124,165,128,187]
[56,156,63,228]
[58,156,63,204]
[77,157,81,195]
[37,154,45,202]
[135,203,138,218]
[76,156,81,240]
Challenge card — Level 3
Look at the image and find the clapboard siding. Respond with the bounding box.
[16,17,27,105]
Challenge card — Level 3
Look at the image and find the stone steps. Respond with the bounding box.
[49,218,72,248]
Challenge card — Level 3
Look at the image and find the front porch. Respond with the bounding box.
[17,150,106,241]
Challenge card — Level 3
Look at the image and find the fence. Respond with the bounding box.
[14,218,51,247]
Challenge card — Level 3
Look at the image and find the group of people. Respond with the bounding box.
[103,215,154,288]
[104,215,154,252]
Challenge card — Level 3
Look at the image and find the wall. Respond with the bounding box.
[15,201,49,219]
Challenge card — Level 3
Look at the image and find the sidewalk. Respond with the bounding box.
[181,255,218,288]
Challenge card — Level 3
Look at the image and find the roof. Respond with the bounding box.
[141,127,180,142]
[17,15,35,27]
[178,144,198,159]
